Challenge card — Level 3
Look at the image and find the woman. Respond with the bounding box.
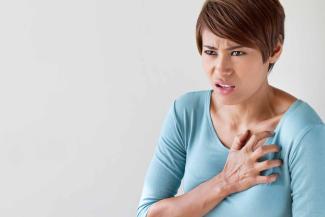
[137,0,325,216]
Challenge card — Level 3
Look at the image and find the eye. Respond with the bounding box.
[204,50,217,56]
[231,51,245,56]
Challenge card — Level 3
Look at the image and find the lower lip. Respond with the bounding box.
[215,84,235,95]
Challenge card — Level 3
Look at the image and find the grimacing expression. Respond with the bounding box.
[201,28,280,105]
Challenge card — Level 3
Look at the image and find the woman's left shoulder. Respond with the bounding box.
[270,88,325,154]
[273,87,324,134]
[272,86,298,110]
[283,99,323,128]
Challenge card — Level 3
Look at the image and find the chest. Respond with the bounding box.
[209,112,237,149]
[210,113,280,150]
[182,135,291,217]
[182,123,292,217]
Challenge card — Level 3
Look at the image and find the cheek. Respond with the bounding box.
[237,65,268,94]
[201,57,214,73]
[235,56,265,77]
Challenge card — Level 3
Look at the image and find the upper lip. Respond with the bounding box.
[215,80,235,87]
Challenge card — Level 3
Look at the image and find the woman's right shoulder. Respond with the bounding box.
[173,89,210,113]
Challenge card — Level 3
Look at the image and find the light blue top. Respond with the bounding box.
[137,89,325,217]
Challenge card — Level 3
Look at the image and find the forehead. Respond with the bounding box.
[201,28,239,47]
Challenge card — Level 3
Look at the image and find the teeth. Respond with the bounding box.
[219,84,233,88]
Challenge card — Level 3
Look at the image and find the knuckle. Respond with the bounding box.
[256,176,266,183]
[269,146,279,153]
[255,164,262,172]
[276,159,283,165]
[255,147,264,156]
[260,146,267,151]
[233,137,242,146]
[265,176,272,182]
[260,132,268,139]
[265,177,272,183]
[250,134,257,142]
[249,153,256,161]
[265,131,273,136]
[235,134,242,141]
[264,145,277,154]
[264,160,272,167]
[260,131,270,138]
[269,144,278,150]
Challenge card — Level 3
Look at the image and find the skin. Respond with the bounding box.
[148,131,282,217]
[147,28,295,217]
[201,27,297,148]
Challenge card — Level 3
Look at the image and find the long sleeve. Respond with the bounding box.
[136,100,187,217]
[289,123,325,216]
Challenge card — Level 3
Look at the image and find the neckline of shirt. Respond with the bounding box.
[205,89,304,152]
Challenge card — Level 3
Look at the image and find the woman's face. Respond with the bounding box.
[201,28,279,105]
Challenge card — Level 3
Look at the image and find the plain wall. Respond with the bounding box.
[0,0,324,217]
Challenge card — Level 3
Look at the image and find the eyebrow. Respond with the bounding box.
[203,45,244,50]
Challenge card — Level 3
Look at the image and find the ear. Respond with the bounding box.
[269,40,283,64]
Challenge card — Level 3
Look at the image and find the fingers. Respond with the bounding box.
[244,131,274,151]
[231,129,251,150]
[254,174,279,185]
[251,144,281,161]
[255,159,282,172]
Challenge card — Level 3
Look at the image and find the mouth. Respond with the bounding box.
[215,83,236,89]
[215,82,236,95]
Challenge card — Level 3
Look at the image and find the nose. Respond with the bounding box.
[215,54,233,76]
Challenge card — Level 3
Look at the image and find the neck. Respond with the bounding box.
[212,82,278,132]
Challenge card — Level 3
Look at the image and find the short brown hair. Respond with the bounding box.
[195,0,285,72]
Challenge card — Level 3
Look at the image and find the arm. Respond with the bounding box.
[137,100,230,217]
[136,100,187,217]
[289,124,325,216]
[146,173,233,217]
[137,100,281,217]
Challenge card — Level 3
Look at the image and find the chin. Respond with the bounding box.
[212,88,240,106]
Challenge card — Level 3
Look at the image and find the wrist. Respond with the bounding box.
[213,171,237,196]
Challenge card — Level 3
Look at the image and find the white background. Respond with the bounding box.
[0,0,324,217]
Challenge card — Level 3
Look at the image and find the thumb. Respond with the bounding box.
[231,129,250,150]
